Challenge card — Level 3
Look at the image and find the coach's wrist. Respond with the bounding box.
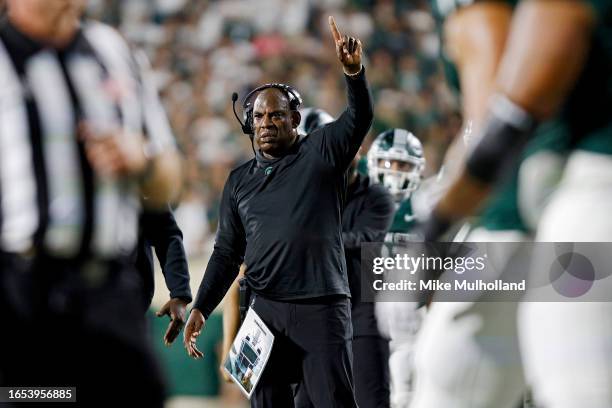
[343,64,363,77]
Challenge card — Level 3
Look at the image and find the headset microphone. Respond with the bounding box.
[232,92,251,136]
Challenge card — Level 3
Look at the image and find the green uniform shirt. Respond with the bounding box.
[384,198,420,243]
[478,120,571,232]
[428,0,578,233]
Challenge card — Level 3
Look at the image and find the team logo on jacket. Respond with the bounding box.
[404,214,416,223]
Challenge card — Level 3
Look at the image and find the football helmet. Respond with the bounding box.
[297,107,334,135]
[368,128,425,199]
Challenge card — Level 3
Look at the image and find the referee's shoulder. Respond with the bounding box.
[82,19,132,56]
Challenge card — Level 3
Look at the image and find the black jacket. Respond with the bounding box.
[194,68,373,318]
[136,209,192,309]
[342,174,394,303]
[342,175,394,336]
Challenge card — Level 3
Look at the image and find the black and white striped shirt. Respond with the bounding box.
[0,18,175,260]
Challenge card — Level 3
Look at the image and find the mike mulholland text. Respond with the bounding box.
[373,279,526,292]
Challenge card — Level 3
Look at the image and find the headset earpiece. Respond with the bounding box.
[291,110,301,129]
[243,107,254,135]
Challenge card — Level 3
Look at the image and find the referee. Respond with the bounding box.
[184,17,372,407]
[0,1,181,406]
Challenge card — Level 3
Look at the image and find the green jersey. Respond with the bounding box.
[480,1,612,230]
[429,0,520,94]
[383,197,422,247]
[428,0,576,233]
[390,198,417,233]
[478,120,571,232]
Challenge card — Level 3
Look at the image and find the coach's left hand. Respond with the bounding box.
[184,309,206,359]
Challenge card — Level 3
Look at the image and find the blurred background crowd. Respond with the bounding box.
[86,0,460,258]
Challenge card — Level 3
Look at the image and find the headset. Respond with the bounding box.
[232,83,303,137]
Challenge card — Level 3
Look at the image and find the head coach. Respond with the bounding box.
[183,16,373,408]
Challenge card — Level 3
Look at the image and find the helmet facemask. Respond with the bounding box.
[371,156,423,200]
[367,129,425,201]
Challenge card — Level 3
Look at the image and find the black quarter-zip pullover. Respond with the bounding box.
[194,69,373,318]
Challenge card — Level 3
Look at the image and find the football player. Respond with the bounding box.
[420,1,612,407]
[411,2,566,407]
[367,128,426,243]
[367,128,429,407]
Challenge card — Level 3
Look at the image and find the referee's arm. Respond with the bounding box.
[139,151,182,209]
[81,50,182,209]
[137,51,183,207]
[81,126,182,209]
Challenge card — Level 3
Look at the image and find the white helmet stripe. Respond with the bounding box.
[393,128,409,148]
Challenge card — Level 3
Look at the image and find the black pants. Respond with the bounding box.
[250,294,357,408]
[0,254,165,407]
[295,334,390,408]
[353,335,390,408]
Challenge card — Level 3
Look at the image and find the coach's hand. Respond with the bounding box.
[157,297,188,346]
[329,16,362,76]
[184,309,206,359]
[79,122,148,179]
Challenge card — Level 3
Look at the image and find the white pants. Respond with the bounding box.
[376,302,426,407]
[411,229,527,408]
[519,151,612,408]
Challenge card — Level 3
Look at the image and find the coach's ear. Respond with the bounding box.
[291,110,301,129]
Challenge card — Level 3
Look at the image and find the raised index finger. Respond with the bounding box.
[329,16,342,43]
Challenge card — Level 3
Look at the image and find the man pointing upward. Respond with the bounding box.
[184,16,372,407]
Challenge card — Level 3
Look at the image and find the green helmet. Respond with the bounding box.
[367,128,425,200]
